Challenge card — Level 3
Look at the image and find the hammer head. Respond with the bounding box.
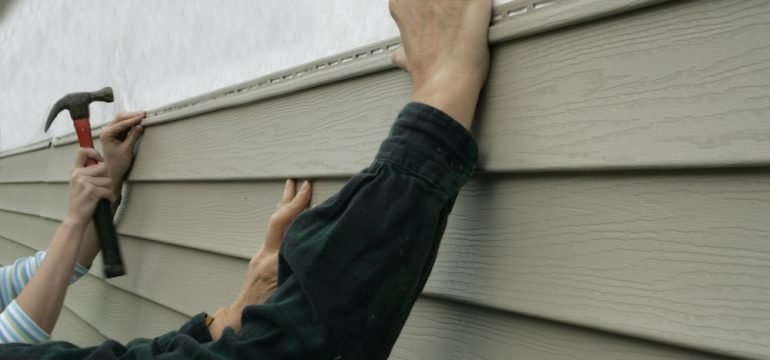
[45,87,114,131]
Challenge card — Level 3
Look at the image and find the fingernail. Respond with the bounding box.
[285,179,293,189]
[301,180,310,190]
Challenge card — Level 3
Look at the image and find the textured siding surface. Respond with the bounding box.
[1,0,768,358]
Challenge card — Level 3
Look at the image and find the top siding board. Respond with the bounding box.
[126,0,770,181]
[0,147,50,183]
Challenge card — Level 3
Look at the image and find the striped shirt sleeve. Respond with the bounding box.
[0,251,89,310]
[0,300,50,344]
[0,251,90,344]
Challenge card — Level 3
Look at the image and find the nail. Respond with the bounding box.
[301,180,310,190]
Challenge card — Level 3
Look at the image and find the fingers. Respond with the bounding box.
[72,148,104,168]
[275,180,311,220]
[287,180,312,213]
[279,179,297,206]
[74,162,109,177]
[108,111,145,127]
[93,186,118,203]
[391,47,409,71]
[263,179,313,251]
[103,111,145,140]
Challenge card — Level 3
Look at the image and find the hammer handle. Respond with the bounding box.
[93,199,125,278]
[74,118,126,278]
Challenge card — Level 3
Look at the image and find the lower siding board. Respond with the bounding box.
[1,168,769,357]
[53,306,108,347]
[0,234,733,359]
[392,297,733,360]
[117,172,770,357]
[0,209,54,250]
[89,235,245,317]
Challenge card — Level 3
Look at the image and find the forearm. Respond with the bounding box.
[77,222,100,268]
[15,219,86,334]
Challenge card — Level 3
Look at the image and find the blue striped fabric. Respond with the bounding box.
[0,251,90,344]
[0,300,49,343]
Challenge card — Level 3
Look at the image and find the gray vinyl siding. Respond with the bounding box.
[1,0,768,358]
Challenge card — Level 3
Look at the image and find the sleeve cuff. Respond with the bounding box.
[70,263,90,284]
[375,102,479,196]
[39,251,90,284]
[178,313,214,343]
[0,300,51,344]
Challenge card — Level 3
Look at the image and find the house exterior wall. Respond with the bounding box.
[1,0,768,358]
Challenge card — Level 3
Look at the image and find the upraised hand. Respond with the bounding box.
[389,0,491,129]
[100,111,145,194]
[208,179,313,340]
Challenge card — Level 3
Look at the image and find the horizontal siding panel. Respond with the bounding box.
[431,170,770,358]
[129,0,770,181]
[0,237,190,345]
[117,180,341,257]
[89,236,244,317]
[477,0,770,172]
[112,171,770,358]
[0,148,50,183]
[0,210,55,250]
[0,183,47,216]
[64,275,190,345]
[393,297,731,360]
[129,70,406,181]
[53,307,108,346]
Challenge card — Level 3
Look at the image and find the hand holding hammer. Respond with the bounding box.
[45,87,126,278]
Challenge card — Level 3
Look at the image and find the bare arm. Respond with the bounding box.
[15,149,115,334]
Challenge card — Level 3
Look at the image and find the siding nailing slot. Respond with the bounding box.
[508,7,527,16]
[533,1,555,9]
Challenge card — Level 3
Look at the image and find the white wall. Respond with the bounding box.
[0,0,402,151]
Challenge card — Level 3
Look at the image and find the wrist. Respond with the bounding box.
[411,72,484,130]
[61,216,90,229]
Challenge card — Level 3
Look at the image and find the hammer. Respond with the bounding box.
[45,87,125,278]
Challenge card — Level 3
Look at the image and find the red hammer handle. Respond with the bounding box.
[72,118,125,278]
[73,118,98,165]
